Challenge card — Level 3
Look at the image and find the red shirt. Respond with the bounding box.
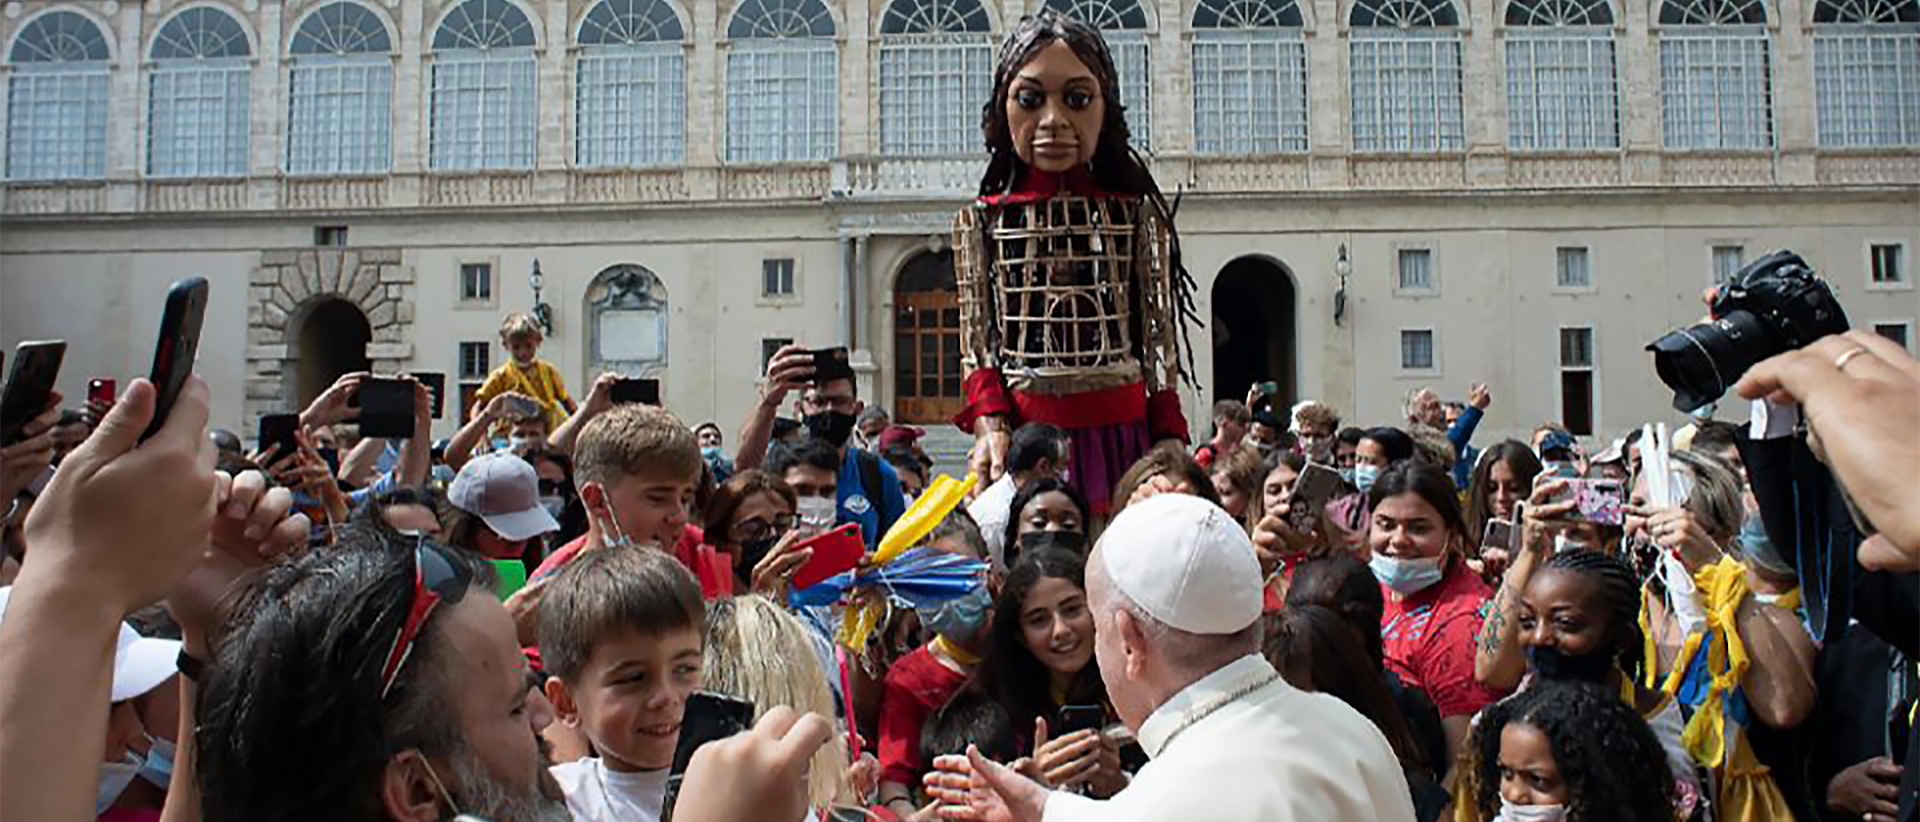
[529,524,732,600]
[1379,557,1504,719]
[876,645,971,786]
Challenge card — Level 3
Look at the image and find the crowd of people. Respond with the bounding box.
[0,291,1916,822]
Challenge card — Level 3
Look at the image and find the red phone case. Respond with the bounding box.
[790,523,865,590]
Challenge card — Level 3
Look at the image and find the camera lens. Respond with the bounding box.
[1647,310,1774,412]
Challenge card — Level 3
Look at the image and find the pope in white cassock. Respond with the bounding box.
[926,493,1418,822]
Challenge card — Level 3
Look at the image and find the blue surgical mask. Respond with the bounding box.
[1340,466,1357,487]
[701,446,724,461]
[1735,511,1794,576]
[1369,552,1445,595]
[139,735,175,789]
[98,751,143,815]
[1353,464,1381,494]
[920,583,992,641]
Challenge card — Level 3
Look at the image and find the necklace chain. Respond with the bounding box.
[1159,670,1282,751]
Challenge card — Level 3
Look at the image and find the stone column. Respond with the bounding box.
[393,0,425,205]
[1771,0,1816,184]
[537,0,570,176]
[1619,0,1662,183]
[1462,0,1508,185]
[251,0,283,208]
[106,0,142,211]
[1306,0,1349,187]
[1157,0,1192,154]
[844,0,873,156]
[688,0,719,167]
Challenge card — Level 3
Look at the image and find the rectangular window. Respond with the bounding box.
[762,258,796,297]
[4,68,109,181]
[1110,35,1154,150]
[1505,31,1620,151]
[1400,329,1436,371]
[1556,246,1592,288]
[1875,322,1911,350]
[1871,243,1906,285]
[1660,31,1774,150]
[1350,30,1465,153]
[315,226,349,247]
[460,263,493,302]
[1713,245,1746,285]
[1814,30,1920,148]
[287,59,393,175]
[576,45,686,167]
[430,56,537,171]
[1398,248,1434,291]
[1191,30,1309,155]
[1559,326,1595,436]
[878,38,994,156]
[762,338,794,373]
[148,64,251,177]
[725,41,839,163]
[458,342,491,381]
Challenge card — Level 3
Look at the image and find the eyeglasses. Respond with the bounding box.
[730,514,796,544]
[380,539,473,700]
[538,479,568,497]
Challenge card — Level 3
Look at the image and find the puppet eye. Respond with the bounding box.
[1015,89,1045,110]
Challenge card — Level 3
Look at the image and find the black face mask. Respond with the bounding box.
[1526,645,1617,683]
[1018,530,1087,556]
[805,410,857,449]
[738,534,780,577]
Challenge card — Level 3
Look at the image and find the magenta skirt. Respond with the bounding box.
[1068,419,1152,516]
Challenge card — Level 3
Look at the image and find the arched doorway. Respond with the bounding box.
[893,250,963,423]
[1210,257,1297,412]
[294,298,373,409]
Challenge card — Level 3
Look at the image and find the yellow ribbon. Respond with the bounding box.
[833,473,980,652]
[1648,557,1751,769]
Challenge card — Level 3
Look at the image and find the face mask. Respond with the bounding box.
[1018,530,1087,557]
[1497,798,1569,822]
[1526,645,1616,683]
[98,751,143,815]
[796,495,837,533]
[1369,553,1445,595]
[804,410,858,449]
[739,534,781,575]
[1735,511,1794,576]
[593,490,641,550]
[508,435,537,452]
[920,583,992,641]
[1340,466,1357,486]
[701,446,724,461]
[139,735,175,789]
[1353,464,1381,495]
[540,494,567,520]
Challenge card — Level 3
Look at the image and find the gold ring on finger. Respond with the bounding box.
[1833,346,1871,372]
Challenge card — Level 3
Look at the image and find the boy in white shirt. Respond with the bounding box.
[537,545,706,822]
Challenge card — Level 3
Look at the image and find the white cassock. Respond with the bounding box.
[1043,655,1418,822]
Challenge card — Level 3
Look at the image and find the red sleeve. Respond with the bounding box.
[876,667,932,786]
[952,368,1017,434]
[1146,388,1189,445]
[1416,607,1504,718]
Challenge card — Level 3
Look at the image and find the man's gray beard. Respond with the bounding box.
[446,743,573,822]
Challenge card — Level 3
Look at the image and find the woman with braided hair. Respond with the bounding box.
[1466,680,1677,822]
[952,9,1199,517]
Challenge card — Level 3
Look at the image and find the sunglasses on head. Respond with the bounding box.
[379,539,474,700]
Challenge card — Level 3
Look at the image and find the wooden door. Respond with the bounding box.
[894,252,964,423]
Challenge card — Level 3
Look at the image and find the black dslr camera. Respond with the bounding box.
[1647,250,1850,412]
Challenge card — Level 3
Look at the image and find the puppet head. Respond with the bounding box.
[980,11,1140,192]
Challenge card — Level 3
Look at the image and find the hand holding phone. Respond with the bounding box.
[354,377,416,439]
[788,523,865,589]
[257,414,302,464]
[1057,704,1107,736]
[1286,462,1343,531]
[143,278,209,443]
[610,377,661,406]
[1556,479,1626,526]
[1481,518,1515,552]
[1,341,67,447]
[808,347,854,386]
[661,692,758,821]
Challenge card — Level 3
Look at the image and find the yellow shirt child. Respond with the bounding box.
[474,313,574,432]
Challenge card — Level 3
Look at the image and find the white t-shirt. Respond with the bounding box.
[967,474,1017,569]
[551,757,669,822]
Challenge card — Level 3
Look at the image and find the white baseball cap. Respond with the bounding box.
[0,586,181,702]
[448,452,560,542]
[1097,494,1263,635]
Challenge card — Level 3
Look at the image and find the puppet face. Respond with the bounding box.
[1005,40,1104,174]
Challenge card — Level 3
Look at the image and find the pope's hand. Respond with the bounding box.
[925,745,1050,822]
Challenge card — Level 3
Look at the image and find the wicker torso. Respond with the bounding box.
[953,194,1180,396]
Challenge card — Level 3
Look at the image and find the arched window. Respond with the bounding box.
[1191,0,1307,154]
[288,2,393,174]
[724,0,838,162]
[1045,0,1153,149]
[576,0,686,167]
[148,7,251,178]
[5,10,110,180]
[1812,0,1920,146]
[878,0,993,155]
[1658,0,1772,149]
[1349,0,1464,153]
[430,0,537,170]
[1504,0,1619,150]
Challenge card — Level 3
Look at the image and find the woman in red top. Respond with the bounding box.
[1367,461,1507,782]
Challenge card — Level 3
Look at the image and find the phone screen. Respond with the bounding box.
[1,342,67,447]
[356,378,415,439]
[1287,462,1343,529]
[1560,479,1625,526]
[1057,704,1106,735]
[257,414,302,463]
[661,692,756,821]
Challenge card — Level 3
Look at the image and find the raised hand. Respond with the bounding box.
[924,746,1050,822]
[0,395,62,508]
[672,706,834,822]
[300,371,367,430]
[749,529,814,600]
[762,344,814,409]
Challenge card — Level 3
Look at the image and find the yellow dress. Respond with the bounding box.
[475,358,572,432]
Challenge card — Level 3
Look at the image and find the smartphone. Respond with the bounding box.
[1482,518,1515,552]
[1255,381,1279,397]
[502,394,542,420]
[355,377,415,439]
[661,692,757,821]
[257,413,302,463]
[87,377,116,407]
[808,347,855,385]
[1558,478,1626,526]
[1058,704,1106,736]
[1287,461,1344,530]
[0,341,67,447]
[411,372,445,420]
[789,522,865,589]
[610,377,660,406]
[142,277,209,443]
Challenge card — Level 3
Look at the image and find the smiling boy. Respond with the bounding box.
[538,546,706,822]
